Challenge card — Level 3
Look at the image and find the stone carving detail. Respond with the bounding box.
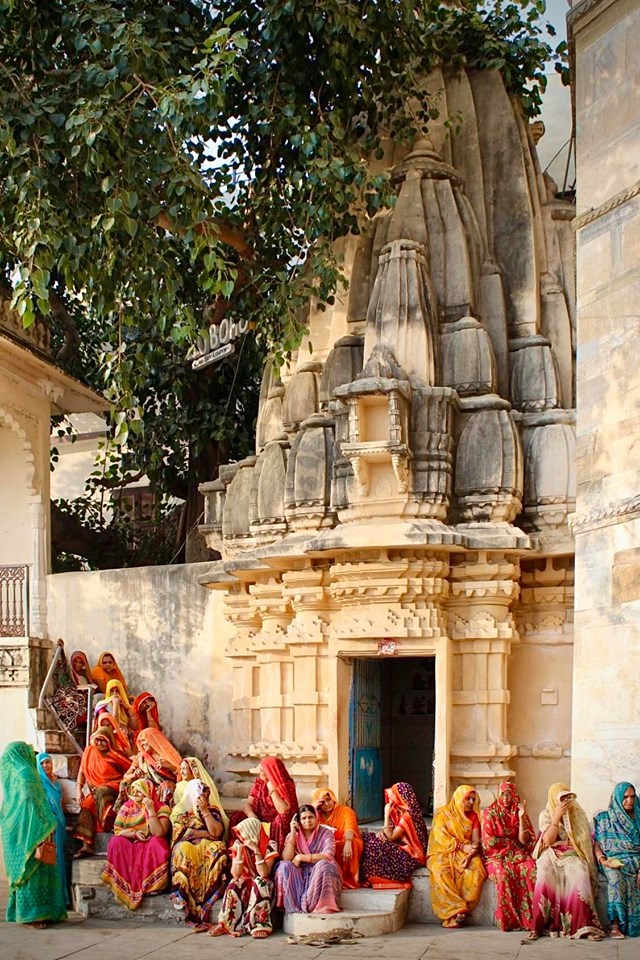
[222,457,257,544]
[284,414,336,530]
[319,336,364,409]
[282,361,322,434]
[0,643,29,685]
[521,410,576,531]
[509,336,561,412]
[250,439,289,542]
[440,317,497,396]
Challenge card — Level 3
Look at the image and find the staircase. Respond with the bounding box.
[284,887,409,937]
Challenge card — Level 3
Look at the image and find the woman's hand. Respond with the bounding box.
[195,796,208,816]
[292,853,307,868]
[462,842,478,856]
[552,798,571,824]
[517,800,527,819]
[135,830,149,841]
[343,838,353,862]
[142,797,155,817]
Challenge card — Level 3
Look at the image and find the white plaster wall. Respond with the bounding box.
[47,563,235,785]
[0,427,31,565]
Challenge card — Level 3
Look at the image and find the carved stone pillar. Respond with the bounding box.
[29,499,47,638]
[248,577,292,755]
[447,551,519,801]
[222,585,262,792]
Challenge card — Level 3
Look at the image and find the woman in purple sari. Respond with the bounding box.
[275,805,342,914]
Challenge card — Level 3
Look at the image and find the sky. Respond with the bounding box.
[536,0,573,189]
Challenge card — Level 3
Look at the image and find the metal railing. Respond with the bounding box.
[0,564,29,637]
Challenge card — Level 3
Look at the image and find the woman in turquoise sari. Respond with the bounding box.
[593,782,640,938]
[37,752,70,906]
[0,741,67,927]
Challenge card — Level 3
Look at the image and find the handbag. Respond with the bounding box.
[35,834,57,866]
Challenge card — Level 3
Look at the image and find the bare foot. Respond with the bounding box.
[208,924,226,937]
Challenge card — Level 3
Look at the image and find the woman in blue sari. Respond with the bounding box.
[593,782,640,938]
[0,741,67,927]
[37,752,70,905]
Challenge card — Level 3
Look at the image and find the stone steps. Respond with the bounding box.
[283,887,409,938]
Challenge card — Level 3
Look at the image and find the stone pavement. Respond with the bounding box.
[0,916,635,960]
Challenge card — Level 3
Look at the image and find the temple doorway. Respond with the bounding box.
[349,656,436,822]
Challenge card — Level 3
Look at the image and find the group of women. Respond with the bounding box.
[2,709,639,942]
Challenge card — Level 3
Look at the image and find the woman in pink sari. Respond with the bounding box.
[230,757,298,853]
[275,805,342,914]
[101,779,171,910]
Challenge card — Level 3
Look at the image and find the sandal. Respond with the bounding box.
[610,925,625,940]
[208,924,226,937]
[25,921,48,930]
[73,847,93,860]
[251,930,270,939]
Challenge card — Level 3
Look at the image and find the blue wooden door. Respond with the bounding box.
[349,659,383,822]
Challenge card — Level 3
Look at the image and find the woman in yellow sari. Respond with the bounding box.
[173,757,229,841]
[427,785,486,927]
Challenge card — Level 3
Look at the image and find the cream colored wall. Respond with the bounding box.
[0,427,31,565]
[571,0,640,817]
[47,563,235,784]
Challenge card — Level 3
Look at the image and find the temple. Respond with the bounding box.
[198,65,577,820]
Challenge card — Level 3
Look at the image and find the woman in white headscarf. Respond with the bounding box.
[209,817,278,939]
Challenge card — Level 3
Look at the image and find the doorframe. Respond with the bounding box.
[329,639,451,811]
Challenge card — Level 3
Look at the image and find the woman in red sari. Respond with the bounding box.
[481,782,536,931]
[361,782,427,888]
[230,757,298,853]
[131,693,161,739]
[101,778,171,910]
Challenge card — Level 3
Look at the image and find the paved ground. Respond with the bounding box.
[0,914,635,960]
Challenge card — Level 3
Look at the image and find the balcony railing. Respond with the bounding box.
[0,564,29,637]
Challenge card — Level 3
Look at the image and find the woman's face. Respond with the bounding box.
[41,758,54,778]
[300,809,317,832]
[316,791,336,815]
[180,759,193,781]
[101,653,116,674]
[622,786,636,812]
[258,762,269,782]
[141,697,154,712]
[94,736,110,754]
[463,792,477,812]
[71,655,85,671]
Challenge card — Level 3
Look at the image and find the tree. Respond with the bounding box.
[0,0,565,566]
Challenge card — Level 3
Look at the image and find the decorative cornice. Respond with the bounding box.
[573,180,640,233]
[569,494,640,535]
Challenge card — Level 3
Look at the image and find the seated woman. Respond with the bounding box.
[132,692,161,738]
[428,785,486,928]
[210,817,278,938]
[94,679,136,747]
[275,804,342,914]
[0,741,67,929]
[48,639,91,730]
[529,783,603,940]
[593,781,640,939]
[101,778,171,910]
[91,651,130,696]
[74,726,131,857]
[169,779,229,926]
[115,728,181,810]
[361,781,427,888]
[312,787,363,889]
[69,651,97,689]
[92,712,133,757]
[37,752,70,906]
[230,756,298,853]
[481,781,535,931]
[174,756,229,840]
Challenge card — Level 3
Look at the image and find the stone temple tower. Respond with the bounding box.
[199,66,576,820]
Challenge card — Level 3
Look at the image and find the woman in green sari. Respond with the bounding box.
[0,741,68,927]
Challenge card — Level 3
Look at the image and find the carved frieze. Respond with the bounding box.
[0,643,29,685]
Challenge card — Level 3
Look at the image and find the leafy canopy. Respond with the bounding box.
[0,0,565,515]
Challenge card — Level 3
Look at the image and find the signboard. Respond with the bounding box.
[191,316,249,371]
[377,637,398,657]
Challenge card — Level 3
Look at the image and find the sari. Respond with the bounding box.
[132,692,160,739]
[101,779,171,910]
[36,753,70,906]
[48,644,89,728]
[312,788,363,889]
[170,779,229,923]
[230,757,299,853]
[95,679,134,730]
[427,784,487,927]
[91,651,129,696]
[275,822,342,913]
[593,781,640,937]
[92,712,132,756]
[69,651,96,688]
[216,818,278,937]
[75,728,131,847]
[361,781,427,888]
[0,741,67,925]
[481,782,535,931]
[116,728,181,809]
[172,756,229,840]
[532,783,603,938]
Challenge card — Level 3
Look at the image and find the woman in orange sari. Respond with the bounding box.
[427,785,486,928]
[312,788,363,889]
[115,728,181,810]
[361,782,427,887]
[91,651,129,696]
[132,692,161,738]
[74,726,131,856]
